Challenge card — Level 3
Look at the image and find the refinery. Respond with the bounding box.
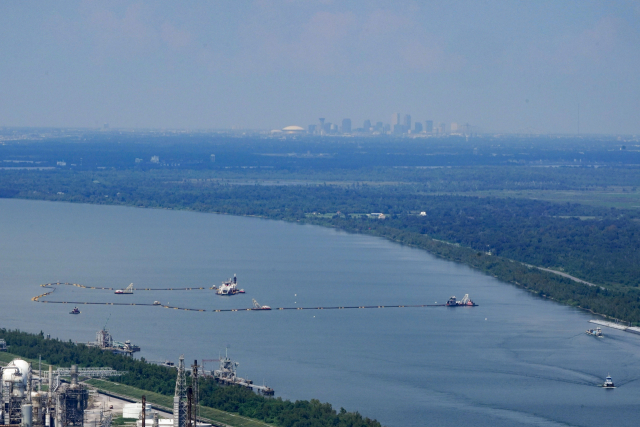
[0,351,273,427]
[1,360,121,427]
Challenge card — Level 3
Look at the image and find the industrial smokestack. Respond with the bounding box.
[46,365,53,427]
[70,365,78,388]
[186,388,192,427]
[141,396,146,427]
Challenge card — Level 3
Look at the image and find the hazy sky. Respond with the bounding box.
[1,1,639,134]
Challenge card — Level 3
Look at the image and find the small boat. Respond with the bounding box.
[603,374,615,388]
[153,301,161,305]
[69,307,80,315]
[586,327,603,337]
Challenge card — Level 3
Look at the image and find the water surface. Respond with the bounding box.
[1,199,639,426]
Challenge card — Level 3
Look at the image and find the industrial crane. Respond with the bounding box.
[252,299,271,310]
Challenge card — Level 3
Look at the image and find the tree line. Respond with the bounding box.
[0,328,381,427]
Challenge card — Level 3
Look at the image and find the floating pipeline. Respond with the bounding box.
[33,282,476,313]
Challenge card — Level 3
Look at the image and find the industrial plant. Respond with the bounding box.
[1,360,120,427]
[1,352,273,427]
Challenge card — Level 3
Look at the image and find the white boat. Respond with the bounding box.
[586,327,603,337]
[153,301,161,305]
[216,274,245,296]
[603,374,615,388]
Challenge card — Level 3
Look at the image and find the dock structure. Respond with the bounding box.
[86,328,141,356]
[212,351,274,396]
[589,319,640,335]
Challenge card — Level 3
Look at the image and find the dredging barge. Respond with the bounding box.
[214,274,245,296]
[446,294,478,307]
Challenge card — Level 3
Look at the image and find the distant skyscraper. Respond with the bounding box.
[439,122,446,134]
[342,118,352,133]
[391,113,401,129]
[363,119,371,131]
[319,118,325,135]
[425,120,433,133]
[376,122,383,132]
[308,124,316,133]
[451,122,459,133]
[403,114,411,132]
[414,122,423,133]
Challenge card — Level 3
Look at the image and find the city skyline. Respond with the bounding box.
[1,2,639,134]
[303,115,471,136]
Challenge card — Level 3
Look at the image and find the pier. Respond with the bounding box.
[589,319,640,335]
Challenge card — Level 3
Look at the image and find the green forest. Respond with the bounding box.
[0,328,381,427]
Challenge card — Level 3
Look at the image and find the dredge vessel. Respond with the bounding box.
[216,274,245,296]
[446,294,477,307]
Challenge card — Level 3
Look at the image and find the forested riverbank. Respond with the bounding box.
[0,329,382,427]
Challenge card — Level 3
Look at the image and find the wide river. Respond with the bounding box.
[1,199,639,426]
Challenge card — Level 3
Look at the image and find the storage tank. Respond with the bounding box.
[2,359,30,398]
[21,404,33,427]
[122,403,152,419]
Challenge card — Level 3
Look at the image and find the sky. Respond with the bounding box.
[1,0,639,134]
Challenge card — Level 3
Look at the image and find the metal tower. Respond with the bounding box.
[191,360,199,426]
[173,356,186,427]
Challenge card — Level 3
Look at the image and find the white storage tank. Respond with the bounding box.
[122,403,152,419]
[2,359,29,398]
[136,420,211,427]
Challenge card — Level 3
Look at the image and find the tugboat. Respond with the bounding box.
[586,327,604,337]
[446,294,478,307]
[602,374,615,389]
[69,307,80,315]
[216,274,245,296]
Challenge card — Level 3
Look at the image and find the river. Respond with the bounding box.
[1,198,639,426]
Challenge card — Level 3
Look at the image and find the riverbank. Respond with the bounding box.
[0,332,382,427]
[6,184,640,323]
